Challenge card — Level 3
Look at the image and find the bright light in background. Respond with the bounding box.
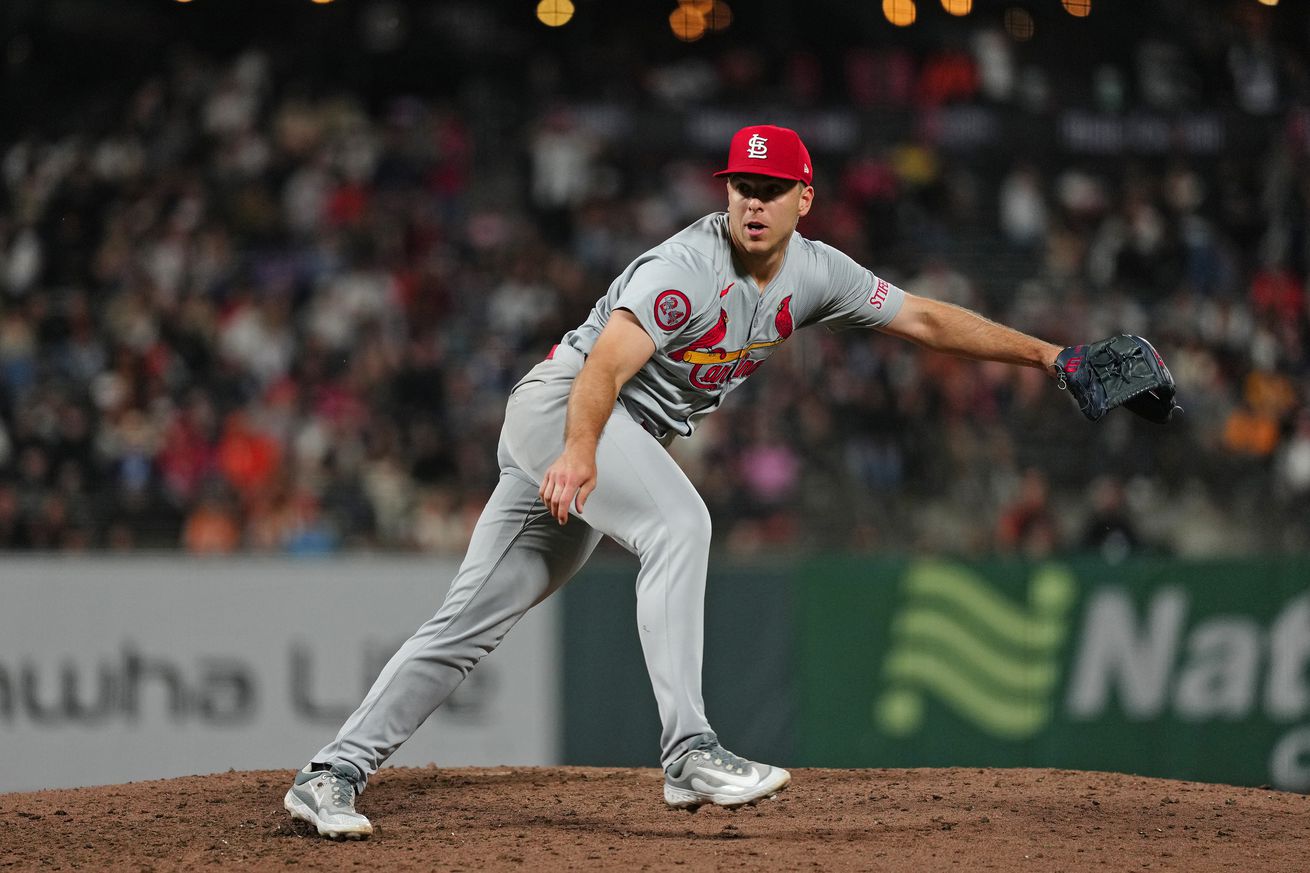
[310,0,335,5]
[668,1,730,39]
[941,0,972,15]
[670,3,707,41]
[1256,0,1278,6]
[1061,0,1091,16]
[704,1,733,32]
[537,0,574,27]
[883,0,917,27]
[1004,6,1034,40]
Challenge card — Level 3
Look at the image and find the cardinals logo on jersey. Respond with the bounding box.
[774,294,794,339]
[671,310,730,362]
[672,295,794,389]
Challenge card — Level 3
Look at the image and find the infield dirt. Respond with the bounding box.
[1,766,1306,871]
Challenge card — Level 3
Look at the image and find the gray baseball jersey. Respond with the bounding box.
[561,212,905,439]
[307,213,909,788]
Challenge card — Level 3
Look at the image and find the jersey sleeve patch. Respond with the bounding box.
[653,289,691,332]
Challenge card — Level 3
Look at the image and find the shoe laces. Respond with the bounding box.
[323,768,358,809]
[692,743,752,776]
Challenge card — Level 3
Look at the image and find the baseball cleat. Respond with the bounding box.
[284,761,373,840]
[663,736,791,811]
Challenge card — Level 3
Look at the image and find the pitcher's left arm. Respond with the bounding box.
[876,292,1062,373]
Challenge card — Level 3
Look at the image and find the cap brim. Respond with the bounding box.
[714,168,808,183]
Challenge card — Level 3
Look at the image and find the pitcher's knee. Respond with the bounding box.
[655,505,712,555]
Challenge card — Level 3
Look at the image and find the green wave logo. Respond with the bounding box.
[875,561,1077,740]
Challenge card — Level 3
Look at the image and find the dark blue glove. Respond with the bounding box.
[1055,335,1179,423]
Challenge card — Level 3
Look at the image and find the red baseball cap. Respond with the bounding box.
[714,124,813,186]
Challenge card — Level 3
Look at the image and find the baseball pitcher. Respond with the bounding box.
[284,124,1177,839]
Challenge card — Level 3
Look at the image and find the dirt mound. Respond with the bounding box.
[1,766,1306,871]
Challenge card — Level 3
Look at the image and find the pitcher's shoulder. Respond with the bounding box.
[661,213,729,255]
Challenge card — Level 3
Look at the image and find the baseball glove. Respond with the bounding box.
[1054,335,1179,423]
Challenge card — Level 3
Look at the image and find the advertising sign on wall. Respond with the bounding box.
[797,556,1310,791]
[0,557,560,792]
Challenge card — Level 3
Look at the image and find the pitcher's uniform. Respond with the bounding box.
[310,211,906,785]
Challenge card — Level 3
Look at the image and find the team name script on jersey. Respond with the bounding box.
[670,295,794,389]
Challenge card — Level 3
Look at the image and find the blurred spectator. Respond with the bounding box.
[183,492,242,554]
[529,110,595,245]
[1080,476,1143,564]
[412,486,471,555]
[1222,370,1297,458]
[0,3,1308,557]
[217,411,280,499]
[999,163,1048,250]
[1274,410,1310,505]
[996,468,1061,559]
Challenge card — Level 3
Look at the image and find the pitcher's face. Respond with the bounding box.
[725,174,813,260]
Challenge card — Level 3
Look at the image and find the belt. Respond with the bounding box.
[546,343,586,363]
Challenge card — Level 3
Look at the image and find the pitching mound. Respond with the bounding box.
[1,766,1306,871]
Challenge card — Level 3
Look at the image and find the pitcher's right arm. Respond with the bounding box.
[539,309,655,524]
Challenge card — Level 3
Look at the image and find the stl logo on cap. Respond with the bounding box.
[715,124,813,186]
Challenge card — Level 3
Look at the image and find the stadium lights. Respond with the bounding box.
[704,0,732,32]
[883,0,917,27]
[670,3,706,41]
[310,0,335,5]
[941,0,972,15]
[1256,0,1278,6]
[1061,0,1091,16]
[537,0,574,26]
[669,1,732,41]
[1004,6,1034,40]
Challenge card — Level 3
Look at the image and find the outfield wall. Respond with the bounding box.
[792,556,1310,792]
[4,554,1307,794]
[0,557,560,792]
[564,555,1310,793]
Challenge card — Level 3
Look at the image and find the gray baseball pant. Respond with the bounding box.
[313,345,714,788]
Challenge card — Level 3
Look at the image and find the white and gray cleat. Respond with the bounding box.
[663,736,791,811]
[284,761,374,840]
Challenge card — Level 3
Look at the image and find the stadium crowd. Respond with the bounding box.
[1,2,1307,557]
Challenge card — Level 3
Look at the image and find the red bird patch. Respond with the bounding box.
[672,310,730,361]
[775,295,794,339]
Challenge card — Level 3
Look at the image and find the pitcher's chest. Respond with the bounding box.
[666,287,801,391]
